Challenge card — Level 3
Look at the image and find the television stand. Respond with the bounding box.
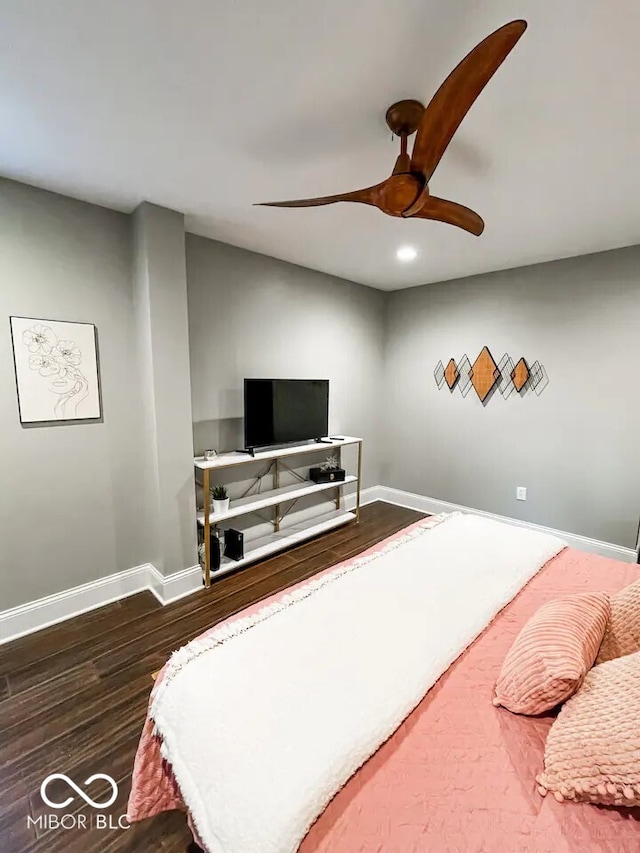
[194,436,362,588]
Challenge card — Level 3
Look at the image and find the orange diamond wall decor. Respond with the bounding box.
[470,347,500,402]
[444,358,459,390]
[434,351,548,401]
[511,358,530,392]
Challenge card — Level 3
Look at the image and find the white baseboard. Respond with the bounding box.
[344,485,383,511]
[147,563,203,606]
[376,486,638,563]
[0,563,153,645]
[0,561,203,646]
[0,488,379,645]
[3,485,634,645]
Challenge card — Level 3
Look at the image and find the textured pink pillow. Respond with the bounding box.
[493,592,610,715]
[596,578,640,664]
[537,650,640,806]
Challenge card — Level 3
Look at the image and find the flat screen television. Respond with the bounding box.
[244,379,329,450]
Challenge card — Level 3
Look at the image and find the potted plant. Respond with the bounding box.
[211,485,230,515]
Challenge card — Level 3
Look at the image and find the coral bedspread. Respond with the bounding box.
[129,525,640,853]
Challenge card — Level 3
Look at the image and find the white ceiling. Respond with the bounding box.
[1,0,639,291]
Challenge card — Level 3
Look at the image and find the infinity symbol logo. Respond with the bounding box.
[40,774,118,810]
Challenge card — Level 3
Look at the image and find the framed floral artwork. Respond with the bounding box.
[9,317,102,424]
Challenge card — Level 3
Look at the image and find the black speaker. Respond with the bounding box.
[210,532,221,571]
[224,528,244,562]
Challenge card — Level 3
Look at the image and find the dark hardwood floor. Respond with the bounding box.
[0,502,425,853]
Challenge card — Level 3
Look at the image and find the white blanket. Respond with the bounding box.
[150,513,565,853]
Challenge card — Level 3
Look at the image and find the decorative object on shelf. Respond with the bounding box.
[210,533,221,571]
[203,449,217,461]
[198,533,221,572]
[434,350,549,402]
[224,528,244,562]
[310,454,346,484]
[10,316,102,424]
[211,485,230,515]
[322,453,340,470]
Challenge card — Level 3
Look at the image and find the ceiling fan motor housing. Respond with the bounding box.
[385,99,425,137]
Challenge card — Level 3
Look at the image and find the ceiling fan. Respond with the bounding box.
[257,20,527,236]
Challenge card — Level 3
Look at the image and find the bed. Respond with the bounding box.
[127,513,640,852]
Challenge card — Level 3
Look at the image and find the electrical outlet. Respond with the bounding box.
[516,486,527,501]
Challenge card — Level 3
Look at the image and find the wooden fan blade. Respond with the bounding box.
[256,183,385,209]
[409,196,485,235]
[411,20,527,181]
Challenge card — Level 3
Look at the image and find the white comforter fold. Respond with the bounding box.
[150,513,565,853]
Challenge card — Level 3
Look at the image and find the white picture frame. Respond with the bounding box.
[10,316,102,424]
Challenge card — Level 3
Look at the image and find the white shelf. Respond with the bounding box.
[194,435,361,470]
[209,510,356,579]
[197,475,357,526]
[195,434,362,586]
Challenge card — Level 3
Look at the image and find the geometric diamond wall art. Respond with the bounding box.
[457,355,474,397]
[434,350,549,403]
[470,346,500,402]
[444,358,459,390]
[529,360,549,396]
[497,353,516,399]
[511,357,530,392]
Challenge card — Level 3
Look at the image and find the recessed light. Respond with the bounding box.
[396,245,418,262]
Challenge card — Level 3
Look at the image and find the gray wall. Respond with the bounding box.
[0,179,150,609]
[384,245,640,548]
[132,203,197,576]
[3,175,638,613]
[186,236,386,488]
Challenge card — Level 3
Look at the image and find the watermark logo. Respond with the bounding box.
[29,773,129,832]
[40,774,119,810]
